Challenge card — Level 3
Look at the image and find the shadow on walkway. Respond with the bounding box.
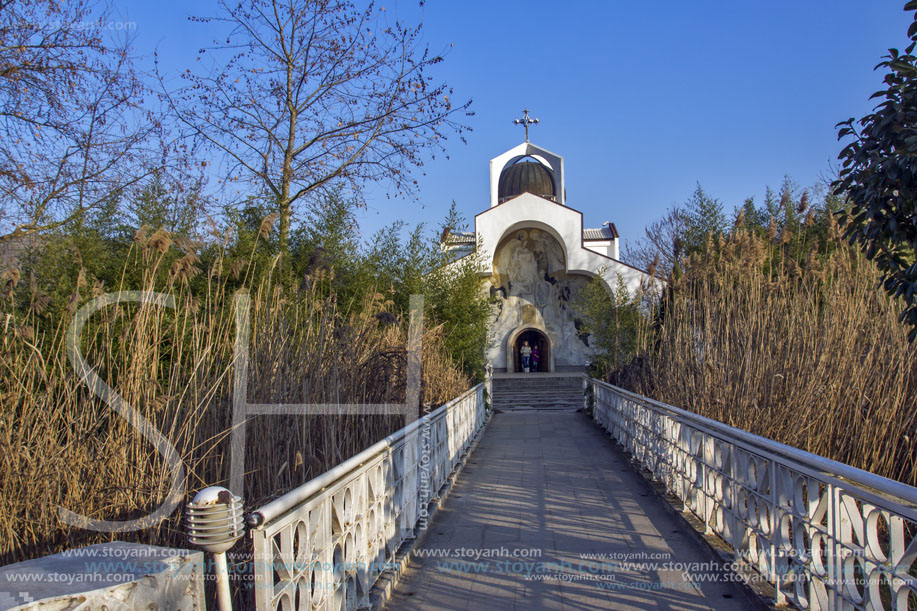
[386,410,749,610]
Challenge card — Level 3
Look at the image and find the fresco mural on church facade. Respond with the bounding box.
[486,228,595,371]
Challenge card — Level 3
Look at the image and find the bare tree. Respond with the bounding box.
[0,0,158,244]
[165,0,472,252]
[623,205,688,278]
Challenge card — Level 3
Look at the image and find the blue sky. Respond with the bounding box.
[126,1,911,254]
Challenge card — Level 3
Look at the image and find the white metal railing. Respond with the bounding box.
[246,384,487,610]
[589,379,917,610]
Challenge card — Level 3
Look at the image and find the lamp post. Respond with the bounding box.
[186,487,245,611]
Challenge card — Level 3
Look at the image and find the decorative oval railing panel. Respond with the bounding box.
[589,379,917,610]
[248,384,486,610]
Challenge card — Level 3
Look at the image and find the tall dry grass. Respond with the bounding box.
[0,227,469,565]
[631,218,917,485]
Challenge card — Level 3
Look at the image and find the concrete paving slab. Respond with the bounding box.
[385,410,752,611]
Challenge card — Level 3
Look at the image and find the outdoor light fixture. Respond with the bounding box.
[186,486,245,611]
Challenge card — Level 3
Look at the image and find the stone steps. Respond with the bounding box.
[490,375,584,411]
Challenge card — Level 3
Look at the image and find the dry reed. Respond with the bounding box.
[0,229,470,565]
[630,219,917,485]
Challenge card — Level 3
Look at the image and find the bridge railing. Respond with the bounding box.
[589,379,917,610]
[246,384,486,610]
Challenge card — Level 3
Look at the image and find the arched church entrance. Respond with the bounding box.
[511,328,551,373]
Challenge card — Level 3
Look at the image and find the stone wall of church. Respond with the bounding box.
[486,228,596,371]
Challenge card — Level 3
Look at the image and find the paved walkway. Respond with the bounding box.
[386,410,750,610]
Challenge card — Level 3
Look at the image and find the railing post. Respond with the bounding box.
[702,434,711,534]
[729,441,740,562]
[828,483,840,611]
[769,457,781,604]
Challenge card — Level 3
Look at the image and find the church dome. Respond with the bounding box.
[498,158,556,203]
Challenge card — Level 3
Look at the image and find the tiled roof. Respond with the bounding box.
[444,231,475,245]
[583,224,618,240]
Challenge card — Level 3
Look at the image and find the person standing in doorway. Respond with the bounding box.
[531,344,540,373]
[520,341,532,372]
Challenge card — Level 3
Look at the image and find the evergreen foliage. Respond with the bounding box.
[573,272,645,379]
[682,183,726,253]
[6,187,491,383]
[834,1,917,341]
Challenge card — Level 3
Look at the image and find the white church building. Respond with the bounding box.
[445,115,656,373]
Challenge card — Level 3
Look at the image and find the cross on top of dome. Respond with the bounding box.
[512,109,539,142]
